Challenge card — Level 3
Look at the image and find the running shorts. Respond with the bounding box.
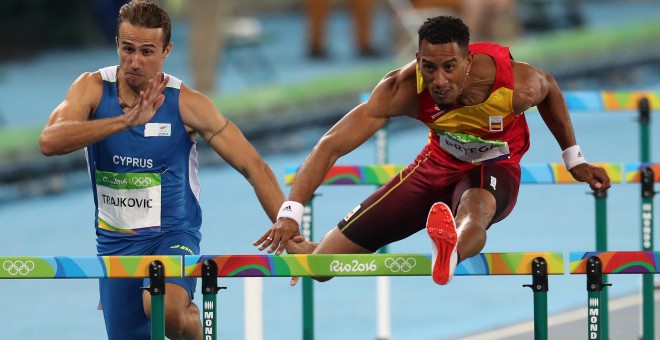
[97,230,200,340]
[337,146,521,252]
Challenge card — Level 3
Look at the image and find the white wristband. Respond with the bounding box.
[277,201,304,226]
[561,144,587,170]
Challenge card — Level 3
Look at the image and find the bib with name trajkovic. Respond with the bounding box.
[95,170,162,231]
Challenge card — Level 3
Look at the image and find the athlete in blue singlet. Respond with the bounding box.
[39,1,285,339]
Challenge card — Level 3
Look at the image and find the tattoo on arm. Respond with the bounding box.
[206,118,229,143]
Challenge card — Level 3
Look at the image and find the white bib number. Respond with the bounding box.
[95,170,161,231]
[439,132,510,164]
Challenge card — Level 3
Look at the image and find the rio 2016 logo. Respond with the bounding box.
[330,260,377,273]
[328,257,418,273]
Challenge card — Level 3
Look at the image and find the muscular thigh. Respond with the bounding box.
[141,231,200,299]
[449,163,521,225]
[100,278,151,340]
[338,155,442,251]
[99,231,200,339]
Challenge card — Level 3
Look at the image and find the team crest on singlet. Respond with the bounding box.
[489,116,504,132]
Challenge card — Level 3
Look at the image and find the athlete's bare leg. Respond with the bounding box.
[287,227,372,284]
[286,227,371,255]
[454,188,496,262]
[143,283,202,340]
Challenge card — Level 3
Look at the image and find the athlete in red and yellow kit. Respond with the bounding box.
[255,16,611,285]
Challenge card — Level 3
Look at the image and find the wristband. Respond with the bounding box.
[277,201,304,226]
[561,144,587,170]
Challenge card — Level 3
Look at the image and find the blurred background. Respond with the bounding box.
[0,0,659,339]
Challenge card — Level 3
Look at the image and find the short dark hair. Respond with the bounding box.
[117,0,172,51]
[418,16,470,52]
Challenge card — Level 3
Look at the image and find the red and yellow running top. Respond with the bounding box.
[416,42,530,167]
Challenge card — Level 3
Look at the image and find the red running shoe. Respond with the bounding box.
[426,202,458,285]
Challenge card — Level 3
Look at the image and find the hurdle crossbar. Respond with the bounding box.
[569,251,660,274]
[184,252,564,277]
[284,163,660,186]
[0,253,564,279]
[361,91,660,111]
[0,255,182,279]
[562,91,660,111]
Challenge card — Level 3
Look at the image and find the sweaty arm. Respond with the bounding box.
[514,62,611,190]
[179,86,285,223]
[288,69,411,206]
[255,67,415,255]
[39,72,169,155]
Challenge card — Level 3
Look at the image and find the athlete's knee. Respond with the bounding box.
[456,205,496,234]
[456,221,487,262]
[313,275,333,282]
[164,303,201,339]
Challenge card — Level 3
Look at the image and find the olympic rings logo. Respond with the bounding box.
[384,257,417,273]
[3,260,35,276]
[132,177,152,187]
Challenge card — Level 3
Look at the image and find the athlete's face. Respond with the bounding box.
[116,22,171,93]
[416,40,472,108]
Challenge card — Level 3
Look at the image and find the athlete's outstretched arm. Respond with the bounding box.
[180,86,285,225]
[40,72,169,155]
[255,64,418,255]
[514,62,611,190]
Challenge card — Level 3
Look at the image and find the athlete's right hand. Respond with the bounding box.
[124,72,169,128]
[253,218,301,256]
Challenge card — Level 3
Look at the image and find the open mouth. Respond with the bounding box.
[432,88,453,101]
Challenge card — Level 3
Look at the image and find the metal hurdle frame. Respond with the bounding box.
[185,252,564,340]
[5,250,660,339]
[0,255,182,340]
[0,252,562,340]
[570,251,660,340]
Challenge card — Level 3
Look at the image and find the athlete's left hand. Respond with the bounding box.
[569,163,611,191]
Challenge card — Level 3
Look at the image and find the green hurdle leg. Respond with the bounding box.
[302,197,316,340]
[202,259,227,340]
[639,97,653,340]
[586,256,611,340]
[593,189,609,339]
[641,167,655,340]
[148,260,166,340]
[523,257,549,340]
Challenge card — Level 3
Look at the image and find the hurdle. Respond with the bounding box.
[185,252,563,340]
[570,251,660,340]
[0,255,181,340]
[0,253,561,340]
[9,251,660,339]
